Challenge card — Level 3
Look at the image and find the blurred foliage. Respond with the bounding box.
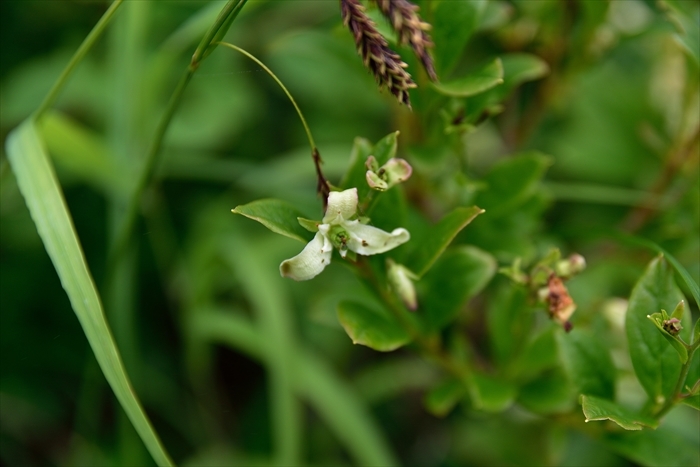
[1,0,699,466]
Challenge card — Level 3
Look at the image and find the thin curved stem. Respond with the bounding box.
[217,42,317,152]
[35,0,124,120]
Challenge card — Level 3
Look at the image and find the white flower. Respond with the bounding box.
[365,156,413,191]
[280,188,410,281]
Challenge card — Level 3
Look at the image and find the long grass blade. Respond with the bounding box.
[5,120,174,467]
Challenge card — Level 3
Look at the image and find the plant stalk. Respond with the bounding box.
[34,0,124,120]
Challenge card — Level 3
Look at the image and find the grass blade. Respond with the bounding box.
[5,120,173,467]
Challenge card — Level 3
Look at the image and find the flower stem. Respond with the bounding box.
[34,0,124,120]
[217,42,316,152]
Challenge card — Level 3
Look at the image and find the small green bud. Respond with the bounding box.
[555,253,586,278]
[387,259,418,311]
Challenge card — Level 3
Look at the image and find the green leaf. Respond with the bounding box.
[499,53,550,92]
[683,395,700,410]
[419,246,496,332]
[5,120,172,466]
[557,328,617,399]
[487,284,533,368]
[424,378,467,417]
[474,152,551,217]
[232,199,314,243]
[406,206,484,277]
[518,368,576,415]
[471,372,516,412]
[626,256,688,404]
[337,300,410,352]
[581,395,658,430]
[431,0,487,77]
[647,312,688,363]
[513,326,559,379]
[432,58,504,97]
[694,318,700,344]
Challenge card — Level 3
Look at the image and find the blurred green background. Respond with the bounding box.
[1,0,698,466]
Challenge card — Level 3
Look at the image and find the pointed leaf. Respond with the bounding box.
[5,120,172,466]
[432,0,487,76]
[232,199,314,243]
[626,256,689,403]
[581,395,658,430]
[406,206,484,277]
[557,328,617,399]
[337,301,410,352]
[420,246,496,331]
[433,58,504,97]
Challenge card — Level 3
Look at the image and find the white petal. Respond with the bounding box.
[323,188,358,224]
[279,232,333,281]
[343,220,410,255]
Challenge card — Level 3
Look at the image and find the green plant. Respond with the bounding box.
[2,0,698,466]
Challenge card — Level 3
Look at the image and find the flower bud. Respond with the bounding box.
[555,253,586,278]
[366,156,413,191]
[387,259,418,311]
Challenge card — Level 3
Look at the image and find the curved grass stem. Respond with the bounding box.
[217,42,317,152]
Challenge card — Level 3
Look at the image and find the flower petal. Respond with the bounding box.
[343,220,410,255]
[366,170,389,191]
[323,188,358,223]
[280,231,333,281]
[383,158,412,186]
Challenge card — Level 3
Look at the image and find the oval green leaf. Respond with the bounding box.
[556,328,616,400]
[419,246,496,332]
[232,199,314,243]
[433,58,504,97]
[406,206,484,277]
[626,255,689,403]
[581,395,658,430]
[337,300,410,352]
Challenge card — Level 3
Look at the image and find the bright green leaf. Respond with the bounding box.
[472,372,516,412]
[424,378,467,417]
[431,0,487,77]
[337,300,410,352]
[419,246,496,332]
[232,199,314,243]
[406,206,484,277]
[432,58,504,97]
[581,395,658,430]
[693,317,700,344]
[474,152,551,217]
[557,328,617,400]
[626,256,689,404]
[5,120,172,466]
